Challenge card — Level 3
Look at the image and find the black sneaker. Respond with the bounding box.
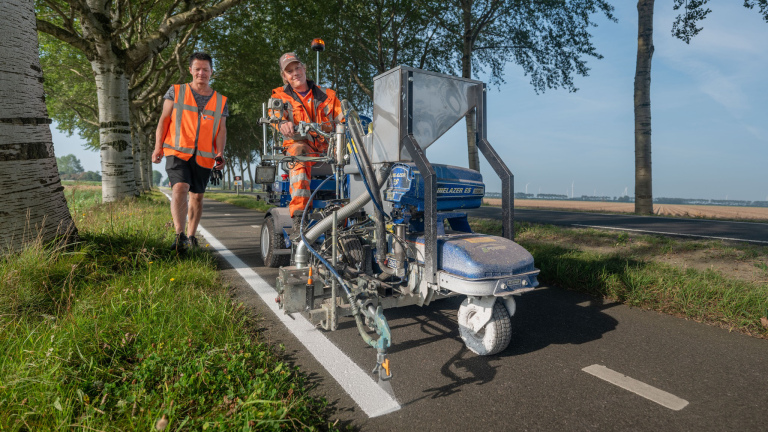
[171,233,188,253]
[187,235,199,248]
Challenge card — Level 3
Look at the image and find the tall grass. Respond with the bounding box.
[469,219,768,338]
[204,193,274,212]
[0,189,336,431]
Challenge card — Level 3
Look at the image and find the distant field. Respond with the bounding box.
[484,198,768,221]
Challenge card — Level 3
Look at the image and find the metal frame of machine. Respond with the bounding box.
[255,66,539,380]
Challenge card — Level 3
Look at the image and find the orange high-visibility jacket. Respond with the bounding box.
[271,81,343,150]
[163,84,227,169]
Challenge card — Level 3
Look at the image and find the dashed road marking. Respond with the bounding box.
[583,364,689,411]
[163,193,400,417]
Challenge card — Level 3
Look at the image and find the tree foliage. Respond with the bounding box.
[56,154,84,175]
[744,0,768,21]
[35,0,243,201]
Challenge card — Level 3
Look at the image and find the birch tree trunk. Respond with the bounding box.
[0,0,78,251]
[634,0,655,214]
[93,56,137,201]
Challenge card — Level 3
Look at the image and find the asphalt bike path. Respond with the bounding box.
[467,206,768,244]
[191,196,768,431]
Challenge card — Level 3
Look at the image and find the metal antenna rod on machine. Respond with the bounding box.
[311,38,325,85]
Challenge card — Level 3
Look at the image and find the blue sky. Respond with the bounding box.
[52,2,768,201]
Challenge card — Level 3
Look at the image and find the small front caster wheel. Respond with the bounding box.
[458,298,512,355]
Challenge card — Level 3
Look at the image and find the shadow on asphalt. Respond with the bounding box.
[505,287,620,356]
[395,286,619,405]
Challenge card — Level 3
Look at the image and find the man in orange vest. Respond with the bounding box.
[152,52,228,252]
[272,52,343,238]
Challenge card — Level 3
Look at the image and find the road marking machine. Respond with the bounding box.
[255,66,539,383]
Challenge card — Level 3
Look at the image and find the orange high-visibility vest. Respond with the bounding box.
[163,84,227,169]
[271,81,343,150]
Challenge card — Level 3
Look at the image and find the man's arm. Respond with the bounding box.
[152,99,175,163]
[214,117,227,169]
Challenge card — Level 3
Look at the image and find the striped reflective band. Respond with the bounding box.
[290,188,311,198]
[210,92,223,151]
[290,172,309,183]
[171,84,187,149]
[163,143,194,154]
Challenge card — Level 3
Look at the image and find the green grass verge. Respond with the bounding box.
[205,192,275,212]
[0,189,336,431]
[469,219,768,338]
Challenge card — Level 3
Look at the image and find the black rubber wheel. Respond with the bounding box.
[260,216,290,268]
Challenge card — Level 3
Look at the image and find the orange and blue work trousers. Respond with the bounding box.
[285,141,324,217]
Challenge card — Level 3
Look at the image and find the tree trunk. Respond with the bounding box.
[137,124,151,191]
[246,154,254,192]
[145,126,155,189]
[93,56,138,201]
[461,1,480,172]
[634,0,654,214]
[238,158,245,190]
[131,124,145,192]
[0,0,78,252]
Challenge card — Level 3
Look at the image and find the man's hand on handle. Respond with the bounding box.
[279,121,295,137]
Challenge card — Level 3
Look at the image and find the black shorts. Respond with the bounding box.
[166,155,212,194]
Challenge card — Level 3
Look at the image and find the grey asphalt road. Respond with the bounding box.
[467,206,768,244]
[194,197,768,431]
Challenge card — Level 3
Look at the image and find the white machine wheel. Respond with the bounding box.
[458,298,512,355]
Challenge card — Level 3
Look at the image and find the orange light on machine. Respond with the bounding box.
[311,38,325,52]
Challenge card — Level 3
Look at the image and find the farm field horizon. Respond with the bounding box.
[484,198,768,221]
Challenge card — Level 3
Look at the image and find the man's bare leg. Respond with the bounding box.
[171,183,190,234]
[187,192,204,237]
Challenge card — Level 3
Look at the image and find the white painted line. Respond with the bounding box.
[250,225,261,229]
[571,224,768,245]
[224,213,232,216]
[582,364,689,411]
[162,193,400,417]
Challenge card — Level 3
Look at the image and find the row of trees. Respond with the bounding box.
[38,0,768,213]
[56,154,101,180]
[3,0,767,250]
[36,0,621,204]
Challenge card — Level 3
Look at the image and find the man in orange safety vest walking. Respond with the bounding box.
[272,52,343,239]
[152,52,228,252]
